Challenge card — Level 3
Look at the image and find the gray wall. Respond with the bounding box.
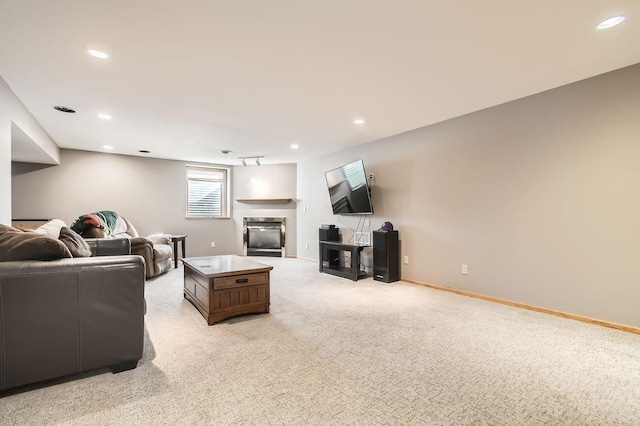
[0,75,59,224]
[297,63,640,327]
[12,149,297,258]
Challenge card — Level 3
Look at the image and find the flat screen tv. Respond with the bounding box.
[325,159,374,215]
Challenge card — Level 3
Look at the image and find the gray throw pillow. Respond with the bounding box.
[59,226,92,257]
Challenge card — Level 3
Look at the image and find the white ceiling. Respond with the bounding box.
[1,1,639,165]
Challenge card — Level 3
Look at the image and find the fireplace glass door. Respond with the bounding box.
[243,217,286,257]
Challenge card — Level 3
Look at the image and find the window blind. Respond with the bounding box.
[186,167,227,217]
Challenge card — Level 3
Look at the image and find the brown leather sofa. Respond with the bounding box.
[71,213,173,279]
[0,240,145,391]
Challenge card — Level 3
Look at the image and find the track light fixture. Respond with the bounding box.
[238,156,264,166]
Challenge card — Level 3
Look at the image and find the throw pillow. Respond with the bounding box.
[0,224,72,261]
[33,219,68,238]
[59,226,92,257]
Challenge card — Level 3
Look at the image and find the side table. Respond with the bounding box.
[170,235,187,268]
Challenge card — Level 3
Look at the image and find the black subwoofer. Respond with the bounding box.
[319,226,340,270]
[373,230,399,283]
[319,226,340,242]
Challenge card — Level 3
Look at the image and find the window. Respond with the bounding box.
[186,166,229,218]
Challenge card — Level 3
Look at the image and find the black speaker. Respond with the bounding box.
[319,226,340,242]
[319,226,340,270]
[373,230,399,283]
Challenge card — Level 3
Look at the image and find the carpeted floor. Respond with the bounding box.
[1,257,639,425]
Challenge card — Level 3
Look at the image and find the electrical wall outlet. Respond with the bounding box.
[211,242,216,248]
[364,219,370,227]
[403,256,409,265]
[305,243,309,249]
[462,264,468,275]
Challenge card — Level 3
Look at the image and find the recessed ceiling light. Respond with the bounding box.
[88,49,109,59]
[53,106,76,113]
[353,119,365,125]
[103,145,114,150]
[219,149,232,154]
[97,113,112,120]
[290,143,299,149]
[597,16,626,30]
[138,150,150,154]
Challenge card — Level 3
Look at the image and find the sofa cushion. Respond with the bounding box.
[0,224,72,261]
[121,217,140,238]
[59,227,92,257]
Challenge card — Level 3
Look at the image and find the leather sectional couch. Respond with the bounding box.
[0,236,145,391]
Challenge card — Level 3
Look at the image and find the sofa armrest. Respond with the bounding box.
[130,236,154,247]
[85,238,131,256]
[147,233,171,245]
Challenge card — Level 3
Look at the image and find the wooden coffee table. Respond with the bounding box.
[182,255,273,325]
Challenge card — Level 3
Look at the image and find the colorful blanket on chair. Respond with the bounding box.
[70,210,120,236]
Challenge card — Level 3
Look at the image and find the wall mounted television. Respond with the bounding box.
[325,159,374,215]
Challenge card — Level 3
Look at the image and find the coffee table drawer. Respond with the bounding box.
[214,272,268,289]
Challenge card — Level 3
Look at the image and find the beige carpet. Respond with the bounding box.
[1,257,639,425]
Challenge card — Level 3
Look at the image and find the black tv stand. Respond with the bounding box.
[319,241,368,281]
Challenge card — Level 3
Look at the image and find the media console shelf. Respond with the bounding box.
[319,241,369,281]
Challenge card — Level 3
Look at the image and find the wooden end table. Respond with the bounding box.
[170,235,187,268]
[182,255,273,325]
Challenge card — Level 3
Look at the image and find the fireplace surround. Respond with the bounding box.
[243,217,286,257]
